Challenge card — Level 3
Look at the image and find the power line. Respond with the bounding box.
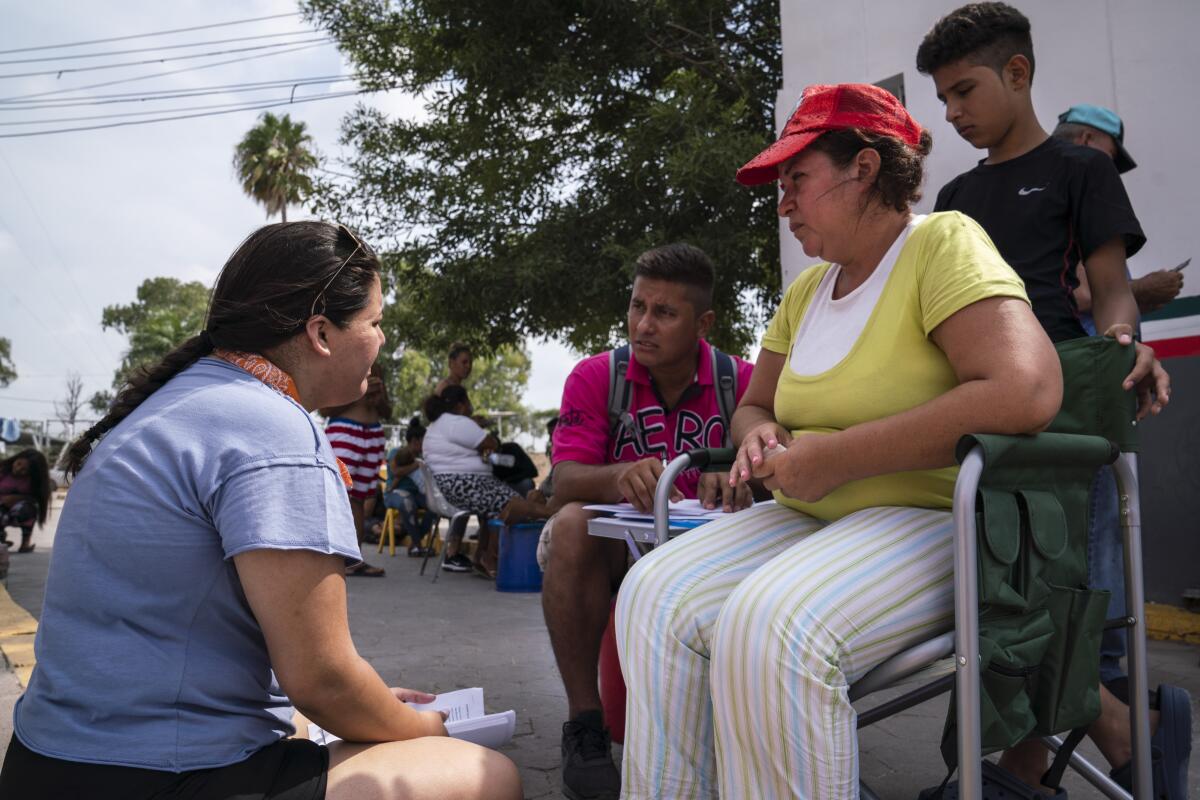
[0,76,353,110]
[0,30,323,66]
[0,38,331,80]
[0,12,303,56]
[0,42,332,103]
[0,90,360,126]
[0,88,374,139]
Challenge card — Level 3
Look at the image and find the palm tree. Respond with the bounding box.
[232,112,318,222]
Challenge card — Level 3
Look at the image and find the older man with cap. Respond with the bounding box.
[1053,104,1185,320]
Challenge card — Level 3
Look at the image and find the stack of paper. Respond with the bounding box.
[307,687,517,750]
[583,499,739,522]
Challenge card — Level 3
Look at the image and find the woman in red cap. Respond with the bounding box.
[615,84,1061,798]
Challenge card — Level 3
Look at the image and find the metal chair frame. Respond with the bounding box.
[651,447,1153,800]
[414,459,472,583]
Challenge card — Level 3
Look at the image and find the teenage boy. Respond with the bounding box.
[916,4,1189,797]
[542,243,753,800]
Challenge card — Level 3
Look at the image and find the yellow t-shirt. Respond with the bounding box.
[761,211,1029,521]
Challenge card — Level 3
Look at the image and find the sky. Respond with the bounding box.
[0,0,580,427]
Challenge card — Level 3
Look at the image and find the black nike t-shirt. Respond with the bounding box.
[934,136,1145,342]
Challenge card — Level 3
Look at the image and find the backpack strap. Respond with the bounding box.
[607,344,634,438]
[709,346,738,447]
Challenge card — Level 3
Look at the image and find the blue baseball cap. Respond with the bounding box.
[1057,103,1137,174]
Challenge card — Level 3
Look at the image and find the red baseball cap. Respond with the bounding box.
[736,83,924,186]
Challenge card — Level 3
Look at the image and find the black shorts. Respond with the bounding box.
[0,734,328,800]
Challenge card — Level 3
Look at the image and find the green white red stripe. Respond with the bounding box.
[1142,295,1200,359]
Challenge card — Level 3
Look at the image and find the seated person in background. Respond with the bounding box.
[434,341,472,396]
[615,83,1059,798]
[540,243,754,800]
[423,386,549,577]
[491,441,540,496]
[322,362,391,577]
[0,220,520,800]
[384,416,437,556]
[1050,104,1185,322]
[0,448,52,554]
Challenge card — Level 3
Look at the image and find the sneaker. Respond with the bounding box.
[441,553,472,572]
[561,710,620,800]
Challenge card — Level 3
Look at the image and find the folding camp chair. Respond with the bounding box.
[650,337,1153,800]
[415,459,472,583]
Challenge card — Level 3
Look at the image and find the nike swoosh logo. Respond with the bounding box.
[1018,185,1048,196]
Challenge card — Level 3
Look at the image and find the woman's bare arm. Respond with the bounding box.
[234,548,447,742]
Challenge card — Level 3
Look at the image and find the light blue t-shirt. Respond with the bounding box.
[14,358,361,771]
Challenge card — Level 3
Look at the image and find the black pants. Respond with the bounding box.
[0,735,328,800]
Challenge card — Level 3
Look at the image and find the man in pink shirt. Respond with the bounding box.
[542,243,753,799]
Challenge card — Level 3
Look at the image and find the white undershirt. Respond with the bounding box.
[789,215,926,376]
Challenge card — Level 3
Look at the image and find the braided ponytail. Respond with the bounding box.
[64,334,215,476]
[64,221,380,477]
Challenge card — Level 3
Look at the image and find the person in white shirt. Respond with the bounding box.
[422,385,549,575]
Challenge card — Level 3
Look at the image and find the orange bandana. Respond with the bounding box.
[213,349,354,489]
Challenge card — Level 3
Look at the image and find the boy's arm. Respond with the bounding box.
[1082,237,1171,418]
[1082,237,1139,334]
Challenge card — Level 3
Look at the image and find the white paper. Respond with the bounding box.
[583,499,740,520]
[306,687,516,749]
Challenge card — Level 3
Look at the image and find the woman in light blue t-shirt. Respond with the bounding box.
[0,222,521,800]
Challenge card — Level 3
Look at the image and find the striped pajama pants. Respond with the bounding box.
[615,501,955,799]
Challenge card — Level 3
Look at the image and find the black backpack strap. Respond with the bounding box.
[1040,725,1089,791]
[710,346,738,447]
[607,344,633,438]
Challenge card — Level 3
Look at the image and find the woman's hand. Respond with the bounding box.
[762,435,844,504]
[729,422,793,488]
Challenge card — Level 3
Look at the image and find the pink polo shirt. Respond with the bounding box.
[552,339,753,499]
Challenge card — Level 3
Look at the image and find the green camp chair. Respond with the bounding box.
[651,336,1153,799]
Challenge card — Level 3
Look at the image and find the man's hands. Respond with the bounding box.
[389,687,449,737]
[617,457,682,513]
[697,471,752,513]
[1131,269,1184,314]
[1102,324,1171,419]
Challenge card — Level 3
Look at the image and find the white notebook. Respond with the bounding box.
[307,687,517,750]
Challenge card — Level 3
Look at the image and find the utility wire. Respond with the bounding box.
[0,12,303,55]
[0,90,360,126]
[0,38,331,80]
[0,30,323,65]
[0,76,353,110]
[0,88,376,138]
[0,42,331,103]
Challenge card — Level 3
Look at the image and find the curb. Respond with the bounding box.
[1146,601,1200,645]
[0,583,38,688]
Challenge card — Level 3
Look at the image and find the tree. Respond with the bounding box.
[0,337,15,387]
[55,372,85,437]
[303,0,782,356]
[102,277,210,390]
[233,112,318,222]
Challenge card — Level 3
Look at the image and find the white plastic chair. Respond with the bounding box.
[415,459,472,583]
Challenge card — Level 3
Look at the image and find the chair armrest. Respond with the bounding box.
[956,432,1118,471]
[675,447,738,473]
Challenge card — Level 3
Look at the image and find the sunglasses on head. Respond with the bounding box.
[310,224,365,318]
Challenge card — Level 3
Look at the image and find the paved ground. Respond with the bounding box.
[1,501,1197,798]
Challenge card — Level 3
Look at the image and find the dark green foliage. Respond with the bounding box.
[303,0,782,356]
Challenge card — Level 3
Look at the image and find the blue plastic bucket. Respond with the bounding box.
[492,519,544,593]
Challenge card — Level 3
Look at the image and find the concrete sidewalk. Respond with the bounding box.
[1,523,1197,798]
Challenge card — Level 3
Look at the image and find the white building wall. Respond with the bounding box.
[776,0,1200,290]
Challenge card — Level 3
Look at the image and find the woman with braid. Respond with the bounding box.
[0,222,520,800]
